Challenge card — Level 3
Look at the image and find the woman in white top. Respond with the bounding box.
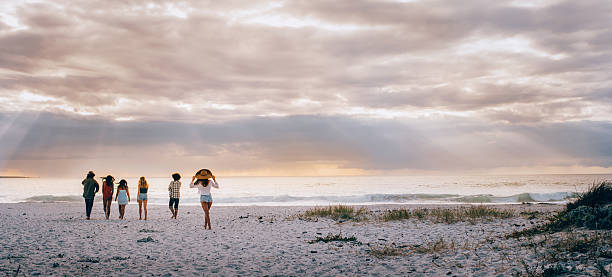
[190,170,219,230]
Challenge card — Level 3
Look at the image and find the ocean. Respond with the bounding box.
[1,174,610,206]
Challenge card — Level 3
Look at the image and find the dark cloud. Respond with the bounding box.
[1,112,611,176]
[0,0,610,123]
[1,0,611,176]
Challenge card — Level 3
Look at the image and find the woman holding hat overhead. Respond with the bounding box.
[190,169,219,230]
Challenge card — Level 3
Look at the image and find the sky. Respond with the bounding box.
[1,0,611,177]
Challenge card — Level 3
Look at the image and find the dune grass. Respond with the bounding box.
[509,181,612,238]
[410,237,454,254]
[566,181,612,211]
[300,205,369,221]
[517,230,612,276]
[368,244,406,258]
[380,205,514,223]
[308,232,358,244]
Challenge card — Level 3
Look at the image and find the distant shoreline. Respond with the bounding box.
[0,176,31,179]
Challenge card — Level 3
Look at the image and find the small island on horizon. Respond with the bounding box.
[0,176,31,178]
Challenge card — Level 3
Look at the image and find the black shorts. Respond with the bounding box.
[169,198,179,209]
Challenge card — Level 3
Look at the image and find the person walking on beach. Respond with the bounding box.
[190,169,219,230]
[102,175,115,220]
[168,173,181,219]
[137,177,149,220]
[82,171,99,220]
[115,179,130,219]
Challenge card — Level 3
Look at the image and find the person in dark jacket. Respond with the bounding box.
[82,171,100,220]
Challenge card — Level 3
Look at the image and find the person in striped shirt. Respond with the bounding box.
[168,173,181,219]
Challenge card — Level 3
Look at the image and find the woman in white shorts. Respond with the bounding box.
[190,169,219,230]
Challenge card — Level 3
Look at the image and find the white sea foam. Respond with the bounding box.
[2,174,609,206]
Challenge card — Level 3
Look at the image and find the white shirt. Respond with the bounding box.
[189,179,219,196]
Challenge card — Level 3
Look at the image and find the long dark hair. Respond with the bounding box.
[197,179,209,187]
[118,179,127,189]
[104,175,114,187]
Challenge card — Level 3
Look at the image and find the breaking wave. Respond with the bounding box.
[20,192,578,205]
[24,195,83,203]
[211,192,578,205]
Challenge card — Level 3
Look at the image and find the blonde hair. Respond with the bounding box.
[138,177,148,188]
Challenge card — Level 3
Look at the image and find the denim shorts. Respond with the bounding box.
[200,194,212,203]
[138,193,147,201]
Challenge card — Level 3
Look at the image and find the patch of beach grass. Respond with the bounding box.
[509,181,612,238]
[308,232,357,244]
[520,211,546,220]
[380,206,514,223]
[368,244,406,258]
[516,230,612,277]
[410,237,454,254]
[300,205,369,222]
[566,181,612,212]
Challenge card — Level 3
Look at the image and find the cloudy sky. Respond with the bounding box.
[1,0,611,177]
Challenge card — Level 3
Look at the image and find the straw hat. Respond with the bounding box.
[195,169,213,179]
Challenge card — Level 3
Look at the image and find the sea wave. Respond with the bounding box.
[24,195,83,203]
[19,191,578,205]
[212,192,578,204]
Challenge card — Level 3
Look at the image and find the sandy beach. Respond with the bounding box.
[0,202,609,276]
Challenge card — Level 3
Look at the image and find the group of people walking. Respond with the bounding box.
[81,169,220,229]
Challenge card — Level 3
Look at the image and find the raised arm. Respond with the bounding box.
[189,176,197,188]
[211,180,219,189]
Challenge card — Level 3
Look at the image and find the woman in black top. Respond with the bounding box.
[137,177,149,220]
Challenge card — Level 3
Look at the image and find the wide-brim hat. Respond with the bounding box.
[195,169,213,179]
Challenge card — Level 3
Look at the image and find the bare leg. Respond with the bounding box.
[118,203,122,219]
[143,200,148,220]
[103,199,108,219]
[138,200,142,220]
[201,202,212,230]
[170,207,175,219]
[206,202,213,229]
[103,199,111,219]
[200,202,209,229]
[120,205,126,219]
[107,199,112,219]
